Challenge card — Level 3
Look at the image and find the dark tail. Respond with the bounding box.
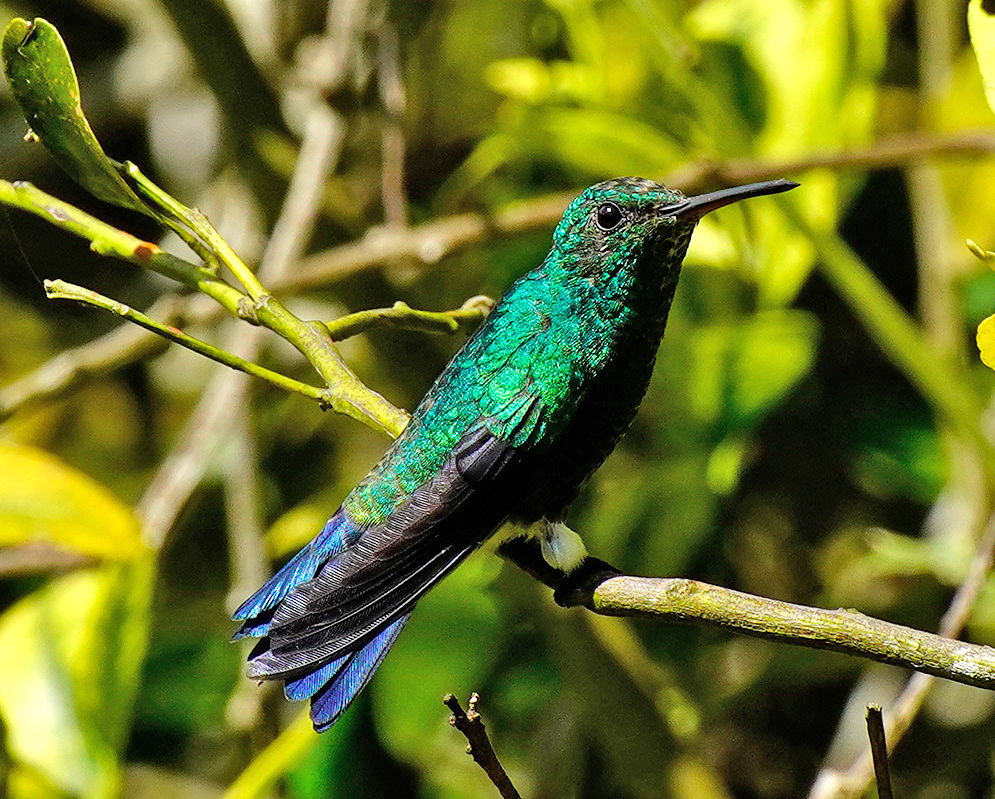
[233,511,409,729]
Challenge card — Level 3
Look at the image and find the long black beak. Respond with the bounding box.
[672,179,798,220]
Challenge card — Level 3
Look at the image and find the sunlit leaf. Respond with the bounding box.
[485,58,598,104]
[0,441,146,560]
[969,0,995,116]
[1,18,145,211]
[687,310,819,429]
[977,313,995,370]
[0,561,154,799]
[265,504,333,559]
[863,528,972,586]
[536,107,683,178]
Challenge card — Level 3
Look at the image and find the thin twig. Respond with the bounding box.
[444,693,522,799]
[223,402,273,731]
[377,19,408,227]
[44,279,335,406]
[865,705,893,799]
[809,503,995,798]
[0,542,97,576]
[323,296,494,340]
[287,129,995,291]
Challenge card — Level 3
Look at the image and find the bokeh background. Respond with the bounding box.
[3,0,995,797]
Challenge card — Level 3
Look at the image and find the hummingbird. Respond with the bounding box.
[233,176,798,731]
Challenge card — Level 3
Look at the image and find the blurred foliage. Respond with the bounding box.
[2,0,995,798]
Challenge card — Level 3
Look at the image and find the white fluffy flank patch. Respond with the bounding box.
[538,521,587,573]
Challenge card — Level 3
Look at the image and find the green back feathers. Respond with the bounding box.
[344,178,699,526]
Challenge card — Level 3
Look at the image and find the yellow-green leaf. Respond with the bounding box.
[1,18,145,211]
[977,312,995,370]
[0,562,154,799]
[969,0,995,116]
[0,441,145,559]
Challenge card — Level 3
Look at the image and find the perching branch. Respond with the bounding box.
[592,576,995,689]
[444,693,521,799]
[498,538,995,694]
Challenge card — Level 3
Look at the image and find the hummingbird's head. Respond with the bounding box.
[552,176,798,282]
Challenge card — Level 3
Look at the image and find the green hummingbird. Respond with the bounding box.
[233,176,798,730]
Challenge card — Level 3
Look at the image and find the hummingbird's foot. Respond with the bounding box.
[551,556,623,608]
[497,536,622,608]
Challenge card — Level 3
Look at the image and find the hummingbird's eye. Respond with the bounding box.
[595,202,624,231]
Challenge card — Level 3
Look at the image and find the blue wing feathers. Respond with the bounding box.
[233,425,527,731]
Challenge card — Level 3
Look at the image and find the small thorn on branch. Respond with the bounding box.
[866,704,893,799]
[444,692,522,799]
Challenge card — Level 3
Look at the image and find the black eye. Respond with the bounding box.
[595,201,624,231]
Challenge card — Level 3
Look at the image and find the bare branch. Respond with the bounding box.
[288,129,995,292]
[444,693,522,799]
[499,538,995,694]
[865,705,893,799]
[323,296,494,340]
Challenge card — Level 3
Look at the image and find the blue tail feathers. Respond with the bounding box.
[307,614,410,731]
[232,510,408,729]
[232,511,359,638]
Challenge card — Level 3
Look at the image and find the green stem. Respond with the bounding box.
[222,711,317,799]
[44,280,335,407]
[0,179,248,315]
[323,296,493,340]
[117,165,408,436]
[2,177,409,438]
[779,200,995,473]
[121,162,268,299]
[254,296,410,437]
[117,162,222,274]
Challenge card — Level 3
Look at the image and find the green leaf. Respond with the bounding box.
[969,0,995,116]
[978,313,995,371]
[536,107,684,178]
[0,442,146,560]
[687,309,819,430]
[372,553,501,757]
[1,18,145,211]
[0,561,154,799]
